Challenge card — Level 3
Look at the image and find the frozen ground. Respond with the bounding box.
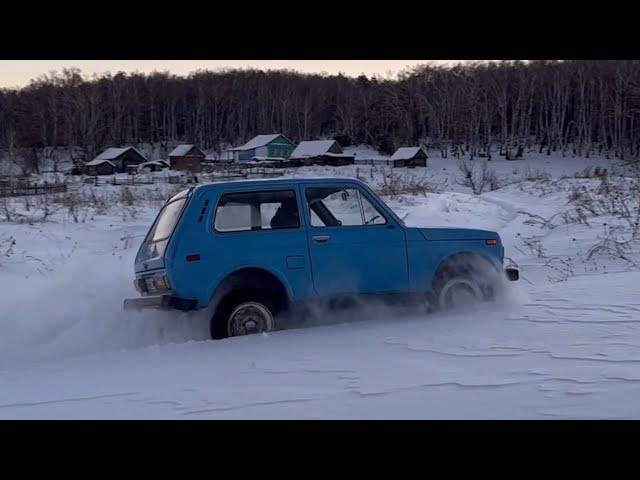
[1,151,640,418]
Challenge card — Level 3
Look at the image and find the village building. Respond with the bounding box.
[168,144,206,172]
[85,160,116,176]
[388,146,428,168]
[289,140,355,166]
[226,134,296,163]
[86,147,147,175]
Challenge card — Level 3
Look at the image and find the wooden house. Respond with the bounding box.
[86,147,147,175]
[85,159,116,176]
[388,147,428,168]
[289,140,355,166]
[226,134,296,163]
[168,144,206,172]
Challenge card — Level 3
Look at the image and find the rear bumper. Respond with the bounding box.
[123,295,197,312]
[505,268,519,281]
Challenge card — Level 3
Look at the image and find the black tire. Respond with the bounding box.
[210,289,278,340]
[431,262,499,312]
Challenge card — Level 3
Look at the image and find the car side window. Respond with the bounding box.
[360,194,387,225]
[214,190,300,232]
[305,187,387,227]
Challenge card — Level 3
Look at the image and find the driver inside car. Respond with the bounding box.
[270,197,300,229]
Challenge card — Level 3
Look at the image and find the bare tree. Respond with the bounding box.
[2,61,640,163]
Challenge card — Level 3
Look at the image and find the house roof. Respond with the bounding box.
[389,147,426,161]
[85,158,116,167]
[290,140,339,158]
[140,160,170,168]
[91,146,145,163]
[251,156,287,162]
[324,153,355,158]
[228,134,292,151]
[168,144,204,157]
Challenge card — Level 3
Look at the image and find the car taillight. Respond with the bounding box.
[152,275,171,291]
[137,274,171,294]
[134,278,145,293]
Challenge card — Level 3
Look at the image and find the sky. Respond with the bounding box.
[0,60,475,89]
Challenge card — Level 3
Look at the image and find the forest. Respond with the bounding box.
[1,60,640,172]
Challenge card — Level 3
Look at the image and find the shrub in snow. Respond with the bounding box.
[373,169,438,198]
[0,235,15,266]
[522,165,551,182]
[456,160,499,195]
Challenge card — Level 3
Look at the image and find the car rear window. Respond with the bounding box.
[146,197,187,242]
[214,190,300,232]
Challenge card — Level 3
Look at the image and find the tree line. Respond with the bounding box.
[1,60,640,173]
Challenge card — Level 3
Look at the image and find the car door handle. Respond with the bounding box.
[312,235,331,243]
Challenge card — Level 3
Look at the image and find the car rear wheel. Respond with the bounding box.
[210,290,277,340]
[227,301,274,337]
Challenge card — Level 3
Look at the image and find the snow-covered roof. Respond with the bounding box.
[91,147,144,162]
[251,156,286,162]
[290,140,339,158]
[169,144,203,157]
[85,158,116,167]
[228,134,291,151]
[140,160,170,168]
[389,147,426,161]
[325,152,354,158]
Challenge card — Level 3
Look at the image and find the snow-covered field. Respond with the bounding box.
[2,151,640,419]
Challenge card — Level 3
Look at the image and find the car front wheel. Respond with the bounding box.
[437,276,484,310]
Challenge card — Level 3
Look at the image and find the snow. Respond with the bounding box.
[84,159,115,167]
[290,140,338,158]
[90,147,144,163]
[168,145,197,157]
[324,153,355,158]
[228,134,286,151]
[250,156,286,162]
[1,149,640,418]
[139,160,170,169]
[343,145,389,160]
[389,147,425,161]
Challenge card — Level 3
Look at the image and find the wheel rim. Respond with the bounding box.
[228,302,274,337]
[439,278,482,310]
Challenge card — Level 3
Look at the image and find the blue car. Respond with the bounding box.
[124,177,518,339]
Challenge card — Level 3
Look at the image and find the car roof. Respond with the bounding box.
[191,176,367,194]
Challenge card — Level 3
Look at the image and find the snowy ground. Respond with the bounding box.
[2,151,640,419]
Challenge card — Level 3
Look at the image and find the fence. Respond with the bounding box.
[0,183,68,198]
[85,175,189,187]
[0,165,287,196]
[84,166,285,187]
[354,158,396,167]
[207,166,285,180]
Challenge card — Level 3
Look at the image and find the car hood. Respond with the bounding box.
[414,227,500,241]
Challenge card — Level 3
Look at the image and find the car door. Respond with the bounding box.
[302,182,409,297]
[208,185,315,301]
